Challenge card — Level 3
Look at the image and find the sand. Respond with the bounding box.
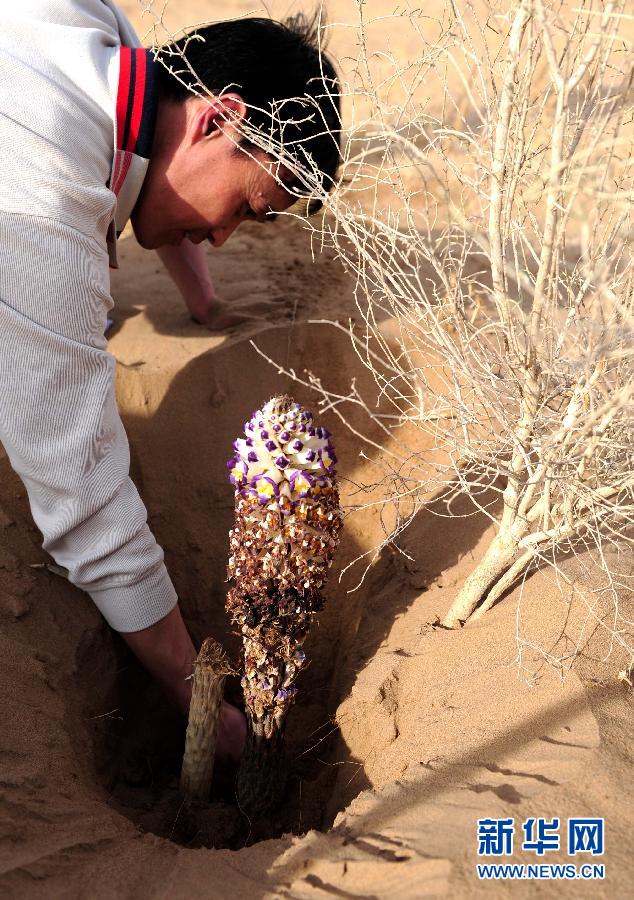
[1,2,633,897]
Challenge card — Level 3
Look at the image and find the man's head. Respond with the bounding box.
[132,15,341,250]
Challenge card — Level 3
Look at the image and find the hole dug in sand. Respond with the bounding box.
[61,321,631,891]
[78,614,353,850]
[77,324,387,851]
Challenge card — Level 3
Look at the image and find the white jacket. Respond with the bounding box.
[0,0,178,631]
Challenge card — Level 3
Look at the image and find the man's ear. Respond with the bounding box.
[192,94,248,142]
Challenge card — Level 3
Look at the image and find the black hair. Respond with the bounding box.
[156,15,341,213]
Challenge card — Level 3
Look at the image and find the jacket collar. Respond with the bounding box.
[108,47,159,268]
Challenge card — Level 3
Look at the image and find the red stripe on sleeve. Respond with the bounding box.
[111,152,122,195]
[113,151,133,198]
[116,47,132,152]
[126,50,146,152]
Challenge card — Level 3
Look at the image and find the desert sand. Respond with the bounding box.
[1,2,632,897]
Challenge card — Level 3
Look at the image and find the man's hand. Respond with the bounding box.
[120,605,246,768]
[182,285,216,326]
[185,289,257,330]
[217,699,247,768]
[157,240,256,331]
[178,282,254,330]
[202,297,257,330]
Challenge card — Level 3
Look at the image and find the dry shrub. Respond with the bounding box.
[140,0,634,674]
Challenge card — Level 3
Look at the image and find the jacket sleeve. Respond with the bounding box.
[0,212,177,631]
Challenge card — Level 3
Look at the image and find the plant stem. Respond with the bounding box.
[180,638,232,802]
[236,720,287,819]
[442,530,521,628]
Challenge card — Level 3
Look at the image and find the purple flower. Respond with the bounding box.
[291,440,303,451]
[290,471,315,496]
[226,457,237,469]
[229,459,248,486]
[298,424,306,433]
[247,451,258,463]
[308,427,315,437]
[275,688,289,701]
[275,455,289,469]
[265,439,277,452]
[305,449,316,462]
[280,430,291,442]
[253,475,280,503]
[320,447,337,468]
[260,429,269,440]
[245,437,254,447]
[272,424,281,432]
[316,427,323,439]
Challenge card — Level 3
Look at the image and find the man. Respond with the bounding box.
[0,1,340,765]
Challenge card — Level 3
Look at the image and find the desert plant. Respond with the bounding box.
[225,396,342,815]
[254,0,634,657]
[140,0,633,666]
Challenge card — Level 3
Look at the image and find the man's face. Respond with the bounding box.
[132,97,296,250]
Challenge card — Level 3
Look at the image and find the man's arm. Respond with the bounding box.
[0,213,244,763]
[121,605,246,764]
[157,239,256,329]
[157,239,216,324]
[0,214,177,632]
[121,605,197,713]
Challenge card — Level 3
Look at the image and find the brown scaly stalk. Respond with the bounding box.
[225,396,342,817]
[180,638,232,801]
